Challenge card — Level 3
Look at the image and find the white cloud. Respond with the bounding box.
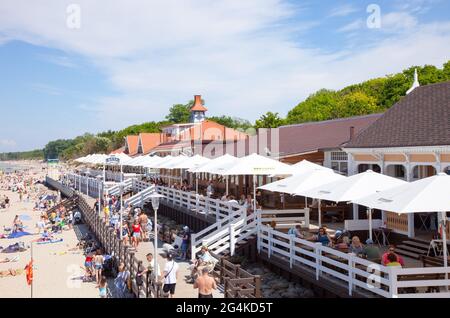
[0,139,17,147]
[382,12,418,31]
[337,19,364,33]
[0,0,449,132]
[328,4,359,17]
[30,83,62,95]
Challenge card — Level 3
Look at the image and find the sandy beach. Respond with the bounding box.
[0,163,99,298]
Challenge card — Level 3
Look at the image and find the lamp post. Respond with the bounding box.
[149,191,165,281]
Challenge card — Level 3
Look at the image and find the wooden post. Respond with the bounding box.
[254,275,262,298]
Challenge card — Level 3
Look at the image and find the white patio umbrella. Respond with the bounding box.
[222,153,292,211]
[190,154,240,195]
[140,155,164,168]
[258,169,345,195]
[289,160,333,175]
[353,173,450,275]
[300,170,406,233]
[152,155,187,186]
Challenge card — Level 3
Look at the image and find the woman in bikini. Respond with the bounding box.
[93,249,104,285]
[131,220,141,250]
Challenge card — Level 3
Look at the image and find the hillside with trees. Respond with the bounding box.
[2,61,449,161]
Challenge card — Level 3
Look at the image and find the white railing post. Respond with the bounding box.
[229,223,236,256]
[195,193,200,213]
[389,268,399,298]
[268,227,273,258]
[304,208,310,228]
[190,233,197,261]
[315,243,322,280]
[289,235,294,268]
[348,255,354,296]
[257,223,261,253]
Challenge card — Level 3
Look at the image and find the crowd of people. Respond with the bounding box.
[286,224,405,267]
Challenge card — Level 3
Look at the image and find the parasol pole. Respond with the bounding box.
[441,211,448,291]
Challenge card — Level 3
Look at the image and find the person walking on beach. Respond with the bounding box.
[114,263,130,298]
[93,249,104,285]
[98,276,108,298]
[138,212,149,242]
[194,267,217,298]
[162,253,179,298]
[131,220,141,250]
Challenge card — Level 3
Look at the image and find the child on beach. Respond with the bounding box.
[98,276,108,298]
[93,249,104,284]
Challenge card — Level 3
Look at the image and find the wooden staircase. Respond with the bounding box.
[45,196,78,216]
[396,238,431,260]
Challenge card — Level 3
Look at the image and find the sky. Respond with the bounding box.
[0,0,450,152]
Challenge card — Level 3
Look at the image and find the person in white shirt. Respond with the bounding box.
[206,182,214,197]
[161,253,179,298]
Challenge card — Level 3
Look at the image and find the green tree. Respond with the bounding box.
[166,103,191,123]
[208,115,253,131]
[254,112,285,128]
[286,89,339,124]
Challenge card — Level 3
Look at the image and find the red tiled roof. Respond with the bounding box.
[139,133,163,154]
[110,146,125,154]
[150,141,191,152]
[344,81,450,148]
[278,114,383,157]
[125,135,139,156]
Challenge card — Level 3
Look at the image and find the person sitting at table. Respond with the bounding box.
[382,245,405,267]
[385,253,402,267]
[348,236,365,256]
[288,225,305,239]
[363,239,381,263]
[310,227,332,247]
[335,236,350,250]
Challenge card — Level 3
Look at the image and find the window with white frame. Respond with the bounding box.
[330,151,348,175]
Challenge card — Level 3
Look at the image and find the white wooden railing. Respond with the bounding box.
[258,209,310,229]
[257,224,450,298]
[65,173,103,198]
[108,178,133,196]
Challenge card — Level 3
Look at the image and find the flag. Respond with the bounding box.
[25,259,33,286]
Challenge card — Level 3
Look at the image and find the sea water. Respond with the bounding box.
[0,162,26,173]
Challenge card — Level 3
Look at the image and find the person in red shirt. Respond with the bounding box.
[131,220,141,250]
[382,245,405,266]
[84,252,94,281]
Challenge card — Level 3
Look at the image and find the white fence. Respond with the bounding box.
[258,209,310,229]
[257,224,450,298]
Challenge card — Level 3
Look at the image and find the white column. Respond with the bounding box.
[406,161,414,238]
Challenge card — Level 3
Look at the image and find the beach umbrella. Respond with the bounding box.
[189,154,241,195]
[300,170,406,233]
[258,169,345,195]
[290,160,333,175]
[140,155,165,168]
[169,155,211,170]
[222,153,292,211]
[353,173,450,276]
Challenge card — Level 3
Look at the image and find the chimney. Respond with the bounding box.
[194,95,202,106]
[349,126,355,141]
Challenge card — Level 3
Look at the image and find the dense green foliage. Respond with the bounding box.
[285,62,450,125]
[2,61,449,161]
[0,149,44,161]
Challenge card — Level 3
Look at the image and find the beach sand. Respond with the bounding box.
[0,166,99,298]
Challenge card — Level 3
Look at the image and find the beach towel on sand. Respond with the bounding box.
[36,238,63,245]
[8,231,32,239]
